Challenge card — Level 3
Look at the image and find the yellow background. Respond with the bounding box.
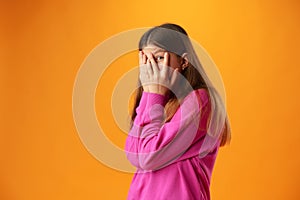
[1,0,300,199]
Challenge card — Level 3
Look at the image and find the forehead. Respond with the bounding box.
[142,45,165,53]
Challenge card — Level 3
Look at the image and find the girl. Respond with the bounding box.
[125,23,231,200]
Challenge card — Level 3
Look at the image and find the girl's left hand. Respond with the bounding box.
[139,51,179,96]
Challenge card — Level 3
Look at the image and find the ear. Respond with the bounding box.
[181,53,189,69]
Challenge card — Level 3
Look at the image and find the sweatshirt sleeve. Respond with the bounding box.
[125,90,210,171]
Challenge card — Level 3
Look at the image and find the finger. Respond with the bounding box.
[161,52,169,79]
[146,57,153,75]
[139,51,143,66]
[163,52,169,67]
[139,61,147,75]
[139,66,147,83]
[142,51,147,64]
[146,53,159,75]
[139,52,148,80]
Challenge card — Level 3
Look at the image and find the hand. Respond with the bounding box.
[139,51,179,95]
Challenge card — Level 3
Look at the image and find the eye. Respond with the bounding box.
[156,56,164,62]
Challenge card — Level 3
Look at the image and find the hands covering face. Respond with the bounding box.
[139,51,180,96]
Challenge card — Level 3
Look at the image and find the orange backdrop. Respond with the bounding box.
[1,0,300,199]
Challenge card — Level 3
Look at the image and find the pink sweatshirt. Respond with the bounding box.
[125,89,220,200]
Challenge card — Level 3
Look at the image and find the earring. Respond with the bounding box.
[182,64,188,71]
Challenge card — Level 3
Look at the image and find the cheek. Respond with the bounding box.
[169,57,181,69]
